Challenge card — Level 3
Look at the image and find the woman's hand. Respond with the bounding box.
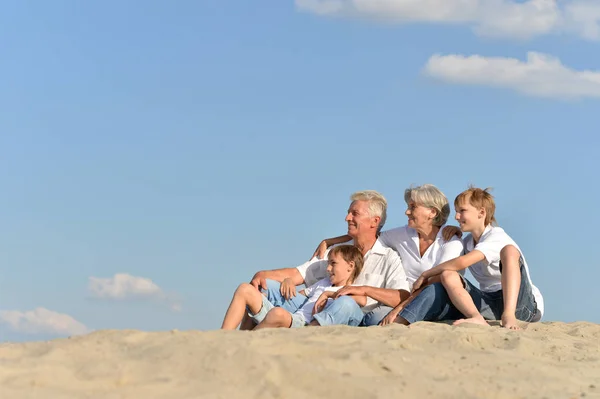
[380,306,403,326]
[280,278,296,300]
[312,293,331,315]
[311,240,328,260]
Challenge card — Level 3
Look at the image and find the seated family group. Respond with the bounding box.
[221,185,544,331]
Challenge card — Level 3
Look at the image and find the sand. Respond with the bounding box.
[0,321,599,399]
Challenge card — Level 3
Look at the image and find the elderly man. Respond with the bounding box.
[237,190,410,329]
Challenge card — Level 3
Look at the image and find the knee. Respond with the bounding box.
[235,283,256,297]
[440,270,460,287]
[264,307,289,321]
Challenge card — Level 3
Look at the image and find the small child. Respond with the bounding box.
[411,187,544,329]
[221,245,366,330]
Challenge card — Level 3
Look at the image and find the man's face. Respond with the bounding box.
[345,200,377,238]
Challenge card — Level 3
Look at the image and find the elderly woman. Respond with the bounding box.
[313,184,464,325]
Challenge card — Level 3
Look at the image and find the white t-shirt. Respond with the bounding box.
[294,277,342,324]
[379,225,464,286]
[463,225,544,321]
[296,239,409,313]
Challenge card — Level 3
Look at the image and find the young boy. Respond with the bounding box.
[221,245,366,330]
[411,187,544,329]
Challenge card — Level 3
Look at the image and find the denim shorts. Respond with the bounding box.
[248,295,307,328]
[461,258,538,322]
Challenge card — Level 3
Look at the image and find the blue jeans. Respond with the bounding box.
[312,296,392,327]
[400,262,538,323]
[313,296,364,326]
[399,283,463,324]
[261,279,308,313]
[263,280,392,327]
[462,262,538,322]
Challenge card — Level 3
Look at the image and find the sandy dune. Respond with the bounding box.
[1,322,599,398]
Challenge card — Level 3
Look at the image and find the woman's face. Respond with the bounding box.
[405,201,436,231]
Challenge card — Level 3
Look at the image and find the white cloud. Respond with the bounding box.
[88,273,181,311]
[295,0,600,40]
[423,51,600,99]
[0,307,89,336]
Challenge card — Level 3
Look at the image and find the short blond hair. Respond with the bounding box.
[404,184,450,227]
[350,190,387,232]
[454,186,497,226]
[328,245,364,284]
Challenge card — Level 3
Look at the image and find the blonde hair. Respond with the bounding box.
[404,184,450,227]
[350,190,388,233]
[454,186,497,226]
[328,245,364,284]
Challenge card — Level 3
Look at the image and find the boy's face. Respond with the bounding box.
[454,198,485,232]
[327,253,354,286]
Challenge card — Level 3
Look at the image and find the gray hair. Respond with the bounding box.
[404,184,450,227]
[350,190,388,232]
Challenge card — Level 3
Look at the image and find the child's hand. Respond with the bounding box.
[442,225,462,241]
[412,275,426,292]
[312,293,330,315]
[280,278,296,300]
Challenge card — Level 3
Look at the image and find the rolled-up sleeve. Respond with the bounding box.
[296,258,328,287]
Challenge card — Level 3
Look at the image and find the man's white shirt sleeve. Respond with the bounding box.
[296,257,329,287]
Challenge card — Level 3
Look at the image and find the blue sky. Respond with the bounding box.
[1,1,599,341]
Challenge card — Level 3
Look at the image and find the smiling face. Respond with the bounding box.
[454,198,485,233]
[405,201,437,232]
[345,200,379,239]
[326,252,354,286]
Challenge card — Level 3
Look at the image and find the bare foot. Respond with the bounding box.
[453,315,489,327]
[501,314,521,330]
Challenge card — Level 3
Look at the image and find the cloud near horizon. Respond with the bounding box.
[88,273,182,311]
[0,307,89,336]
[295,0,600,40]
[423,52,600,99]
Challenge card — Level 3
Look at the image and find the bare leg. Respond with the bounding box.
[394,316,410,325]
[221,283,265,330]
[440,271,488,327]
[500,245,522,330]
[254,308,293,330]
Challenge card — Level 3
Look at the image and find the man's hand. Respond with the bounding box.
[280,278,297,300]
[311,240,328,260]
[442,225,462,241]
[412,275,427,293]
[250,271,267,291]
[333,286,367,299]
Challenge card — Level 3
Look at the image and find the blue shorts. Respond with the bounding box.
[461,259,538,322]
[248,296,307,328]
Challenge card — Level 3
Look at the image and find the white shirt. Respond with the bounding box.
[463,225,544,321]
[379,225,464,286]
[296,239,408,313]
[294,277,342,324]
